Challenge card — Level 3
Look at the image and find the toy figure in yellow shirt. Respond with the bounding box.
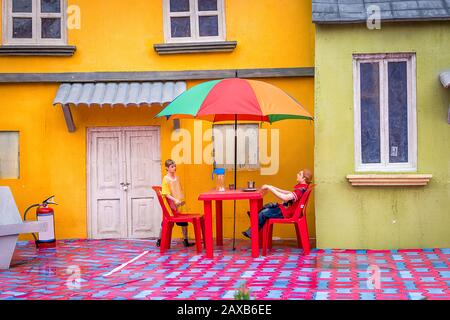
[156,159,194,248]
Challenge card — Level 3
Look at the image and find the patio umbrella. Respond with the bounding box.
[156,78,313,249]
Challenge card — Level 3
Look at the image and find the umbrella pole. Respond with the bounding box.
[232,115,237,251]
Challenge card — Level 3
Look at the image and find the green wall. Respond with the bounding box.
[314,21,450,249]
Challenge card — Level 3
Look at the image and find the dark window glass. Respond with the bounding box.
[388,62,409,163]
[41,0,61,13]
[170,0,190,12]
[171,17,191,37]
[199,15,218,36]
[12,17,33,38]
[12,0,32,13]
[41,18,61,38]
[198,0,217,11]
[360,63,381,164]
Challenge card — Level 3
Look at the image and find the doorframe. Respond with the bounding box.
[86,126,161,239]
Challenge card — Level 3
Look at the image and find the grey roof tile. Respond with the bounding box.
[313,0,450,23]
[313,3,339,13]
[340,3,366,12]
[392,9,419,17]
[421,8,449,16]
[339,0,363,4]
[380,11,395,19]
[391,1,419,11]
[417,1,445,9]
[369,2,393,11]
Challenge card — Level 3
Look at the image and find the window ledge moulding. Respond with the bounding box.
[154,41,237,55]
[346,174,433,186]
[0,45,76,56]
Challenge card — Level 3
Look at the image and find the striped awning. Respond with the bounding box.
[53,81,186,107]
[440,71,450,88]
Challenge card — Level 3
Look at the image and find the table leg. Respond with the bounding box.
[257,198,263,210]
[203,200,213,258]
[250,199,260,258]
[257,198,264,248]
[215,200,223,246]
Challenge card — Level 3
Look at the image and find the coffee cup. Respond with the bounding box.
[247,181,255,189]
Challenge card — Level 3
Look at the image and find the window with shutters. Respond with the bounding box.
[2,0,67,45]
[163,0,225,43]
[212,124,259,170]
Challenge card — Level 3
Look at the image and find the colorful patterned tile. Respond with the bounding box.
[1,240,449,300]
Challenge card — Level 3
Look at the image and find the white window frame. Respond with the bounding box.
[2,0,67,45]
[353,53,417,173]
[212,123,259,171]
[163,0,226,43]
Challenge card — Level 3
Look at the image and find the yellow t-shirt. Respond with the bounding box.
[161,174,185,213]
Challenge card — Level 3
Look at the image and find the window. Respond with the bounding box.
[0,132,19,179]
[163,0,225,43]
[213,124,259,170]
[353,53,417,172]
[2,0,67,45]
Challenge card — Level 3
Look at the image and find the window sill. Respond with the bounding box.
[154,41,237,55]
[0,45,76,56]
[346,174,432,186]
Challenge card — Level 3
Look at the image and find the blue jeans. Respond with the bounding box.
[244,205,283,237]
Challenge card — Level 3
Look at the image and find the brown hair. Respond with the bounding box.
[302,169,313,184]
[165,159,176,168]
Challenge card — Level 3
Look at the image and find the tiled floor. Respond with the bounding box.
[1,239,449,300]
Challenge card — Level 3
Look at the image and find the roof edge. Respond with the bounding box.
[313,16,450,25]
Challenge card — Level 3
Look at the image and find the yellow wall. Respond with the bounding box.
[0,1,315,241]
[0,0,315,71]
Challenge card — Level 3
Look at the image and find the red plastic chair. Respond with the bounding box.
[152,186,205,254]
[262,184,316,256]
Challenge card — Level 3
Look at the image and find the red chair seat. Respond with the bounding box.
[266,218,289,224]
[152,186,205,254]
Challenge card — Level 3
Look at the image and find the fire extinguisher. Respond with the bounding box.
[24,196,57,248]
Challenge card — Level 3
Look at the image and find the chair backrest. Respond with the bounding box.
[152,186,177,220]
[291,184,316,221]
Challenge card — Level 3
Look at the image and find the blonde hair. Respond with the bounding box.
[165,159,176,169]
[302,169,313,184]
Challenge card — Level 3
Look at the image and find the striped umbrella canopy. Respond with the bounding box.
[156,78,313,122]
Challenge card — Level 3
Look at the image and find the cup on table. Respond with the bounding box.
[229,184,235,190]
[247,181,255,189]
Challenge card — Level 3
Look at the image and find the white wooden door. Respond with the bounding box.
[125,129,161,238]
[88,127,161,239]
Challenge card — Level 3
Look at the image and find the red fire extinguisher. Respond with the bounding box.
[24,196,57,248]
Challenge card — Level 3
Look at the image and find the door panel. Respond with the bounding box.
[89,131,127,239]
[96,199,122,237]
[130,197,154,236]
[126,129,161,238]
[88,127,161,239]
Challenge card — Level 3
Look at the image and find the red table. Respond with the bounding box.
[198,189,264,258]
